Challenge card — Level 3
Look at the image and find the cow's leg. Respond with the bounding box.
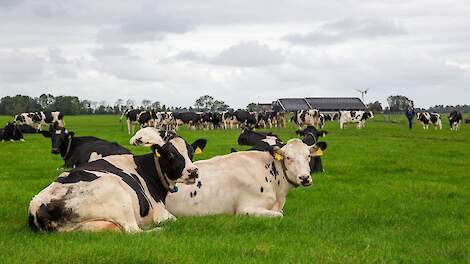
[238,207,283,218]
[340,122,344,129]
[127,119,131,135]
[152,203,177,225]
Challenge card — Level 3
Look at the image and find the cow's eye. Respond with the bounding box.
[286,156,291,160]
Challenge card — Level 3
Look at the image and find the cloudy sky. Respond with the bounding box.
[1,0,469,109]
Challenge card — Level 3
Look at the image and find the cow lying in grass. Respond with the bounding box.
[165,138,326,217]
[42,123,131,168]
[0,122,24,142]
[28,134,207,233]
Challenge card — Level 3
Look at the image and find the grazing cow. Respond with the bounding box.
[416,112,442,130]
[339,111,374,129]
[0,122,24,142]
[42,124,131,168]
[15,111,64,130]
[28,134,207,233]
[173,112,202,130]
[448,110,463,131]
[121,109,146,135]
[292,109,321,128]
[210,112,223,129]
[165,139,326,217]
[257,112,275,129]
[234,110,258,127]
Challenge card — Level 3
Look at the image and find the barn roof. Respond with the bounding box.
[305,97,367,111]
[276,98,311,111]
[275,97,367,111]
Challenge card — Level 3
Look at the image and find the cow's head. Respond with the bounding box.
[14,114,25,123]
[296,126,327,138]
[151,136,207,186]
[272,139,327,187]
[130,127,165,147]
[41,123,73,154]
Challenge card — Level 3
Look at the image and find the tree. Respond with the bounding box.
[37,94,55,110]
[0,95,41,115]
[246,103,258,112]
[194,95,214,111]
[142,99,151,109]
[367,101,383,112]
[387,95,413,112]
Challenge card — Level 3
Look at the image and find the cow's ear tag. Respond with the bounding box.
[315,148,324,156]
[195,147,203,155]
[274,153,283,161]
[155,151,161,158]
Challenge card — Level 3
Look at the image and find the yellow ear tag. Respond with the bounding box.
[274,153,283,161]
[155,151,161,158]
[315,149,324,156]
[195,147,203,155]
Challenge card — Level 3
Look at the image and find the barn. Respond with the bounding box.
[274,97,367,112]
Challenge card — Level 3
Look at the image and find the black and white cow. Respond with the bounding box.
[28,134,207,233]
[339,111,374,129]
[42,124,131,168]
[448,110,463,131]
[416,112,442,130]
[173,112,203,130]
[15,111,64,130]
[237,127,327,174]
[318,112,339,129]
[222,111,239,129]
[165,139,326,217]
[257,112,276,129]
[234,110,258,128]
[292,109,321,128]
[0,122,24,142]
[121,109,147,135]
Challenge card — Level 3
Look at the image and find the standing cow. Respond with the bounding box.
[292,109,321,129]
[15,111,64,130]
[339,111,374,129]
[165,139,326,217]
[448,110,462,131]
[416,112,442,130]
[28,134,206,233]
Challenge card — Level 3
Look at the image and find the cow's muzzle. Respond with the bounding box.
[184,168,199,184]
[299,175,312,187]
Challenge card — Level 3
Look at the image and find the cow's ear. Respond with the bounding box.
[41,131,52,138]
[67,131,75,138]
[151,144,165,158]
[269,146,284,161]
[310,142,327,157]
[319,130,328,137]
[191,139,207,154]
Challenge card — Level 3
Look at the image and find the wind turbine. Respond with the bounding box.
[355,89,369,103]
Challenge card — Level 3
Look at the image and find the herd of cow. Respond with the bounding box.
[0,108,464,233]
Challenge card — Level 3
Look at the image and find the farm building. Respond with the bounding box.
[274,97,367,112]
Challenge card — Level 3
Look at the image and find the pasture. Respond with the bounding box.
[0,114,469,263]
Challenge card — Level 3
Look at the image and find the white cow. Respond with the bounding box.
[292,109,321,129]
[339,110,374,129]
[417,112,442,130]
[165,139,326,218]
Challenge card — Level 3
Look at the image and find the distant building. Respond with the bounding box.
[274,97,367,112]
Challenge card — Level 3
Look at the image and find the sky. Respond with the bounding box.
[0,0,469,109]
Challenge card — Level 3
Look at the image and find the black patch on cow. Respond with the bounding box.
[190,192,193,198]
[350,111,356,118]
[270,161,279,178]
[197,181,202,189]
[278,180,280,185]
[299,111,307,122]
[260,187,264,193]
[55,171,99,184]
[265,177,268,182]
[75,159,152,217]
[430,114,438,124]
[193,190,197,197]
[35,199,73,232]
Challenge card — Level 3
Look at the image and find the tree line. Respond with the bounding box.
[0,94,232,115]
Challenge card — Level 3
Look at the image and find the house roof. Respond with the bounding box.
[276,98,311,111]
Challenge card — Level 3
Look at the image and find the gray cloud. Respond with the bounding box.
[0,50,46,83]
[283,18,405,46]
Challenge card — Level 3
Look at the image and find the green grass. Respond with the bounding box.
[0,114,469,263]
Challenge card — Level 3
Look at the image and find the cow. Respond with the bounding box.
[236,127,327,174]
[274,111,286,128]
[318,112,339,129]
[41,123,131,168]
[339,111,374,129]
[235,110,258,127]
[292,109,321,129]
[121,109,146,135]
[448,110,463,131]
[222,111,239,129]
[0,122,24,142]
[28,134,207,233]
[18,124,40,133]
[416,112,442,130]
[256,112,273,129]
[165,138,326,217]
[15,111,64,130]
[210,112,223,129]
[173,112,203,130]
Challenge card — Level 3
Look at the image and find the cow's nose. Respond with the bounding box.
[187,168,199,178]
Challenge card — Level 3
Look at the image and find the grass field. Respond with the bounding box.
[0,114,469,263]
